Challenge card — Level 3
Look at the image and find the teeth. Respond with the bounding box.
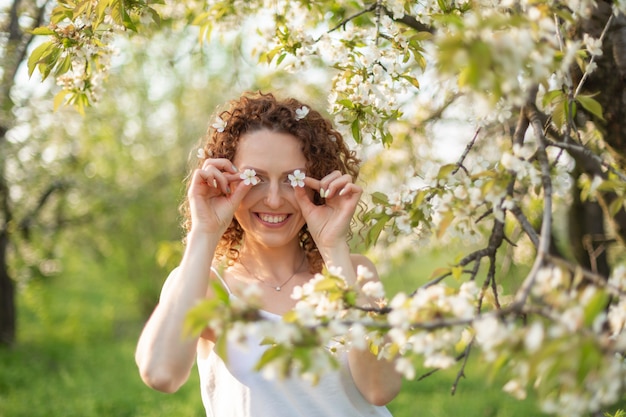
[259,214,287,224]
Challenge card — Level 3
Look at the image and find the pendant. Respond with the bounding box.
[275,286,281,291]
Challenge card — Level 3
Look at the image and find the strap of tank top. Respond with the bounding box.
[210,266,233,295]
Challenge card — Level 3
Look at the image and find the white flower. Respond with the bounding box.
[240,168,259,186]
[327,266,344,279]
[583,33,603,57]
[362,281,385,299]
[503,379,527,400]
[288,169,306,187]
[394,357,415,379]
[295,106,309,120]
[212,116,227,132]
[524,321,544,353]
[197,148,207,159]
[357,264,374,280]
[349,323,368,350]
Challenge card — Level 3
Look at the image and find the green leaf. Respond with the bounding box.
[365,214,389,248]
[30,27,55,36]
[314,277,342,292]
[437,211,454,238]
[400,74,420,89]
[381,130,394,147]
[351,118,361,143]
[436,163,456,180]
[212,280,230,304]
[254,344,286,371]
[451,265,463,280]
[276,52,287,66]
[576,94,605,121]
[54,54,73,76]
[542,89,564,107]
[27,41,54,78]
[337,99,354,109]
[184,299,217,336]
[215,330,228,362]
[370,192,389,205]
[609,196,625,216]
[583,290,608,327]
[429,267,451,279]
[53,90,72,111]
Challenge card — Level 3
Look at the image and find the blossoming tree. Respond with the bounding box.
[27,0,626,415]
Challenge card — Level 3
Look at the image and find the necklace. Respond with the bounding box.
[239,254,307,291]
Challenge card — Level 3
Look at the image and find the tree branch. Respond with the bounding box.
[574,12,615,98]
[545,139,626,182]
[326,3,378,35]
[452,127,481,176]
[510,205,540,248]
[18,180,69,240]
[512,101,554,307]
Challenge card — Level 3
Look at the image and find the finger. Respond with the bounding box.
[192,168,218,190]
[202,158,238,174]
[197,166,230,192]
[335,182,363,198]
[322,173,353,199]
[303,177,322,195]
[227,179,254,207]
[293,184,316,214]
[318,171,343,193]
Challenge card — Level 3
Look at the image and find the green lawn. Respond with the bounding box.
[0,248,622,417]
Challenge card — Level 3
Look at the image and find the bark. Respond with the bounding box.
[0,230,15,347]
[566,2,626,278]
[0,0,48,346]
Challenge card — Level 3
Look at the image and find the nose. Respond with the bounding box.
[263,181,283,209]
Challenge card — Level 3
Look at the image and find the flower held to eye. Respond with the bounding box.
[295,106,309,120]
[288,169,306,187]
[212,116,227,132]
[240,169,259,186]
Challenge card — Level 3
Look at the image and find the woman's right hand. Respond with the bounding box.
[188,158,253,235]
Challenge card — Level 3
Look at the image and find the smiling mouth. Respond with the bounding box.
[257,213,289,224]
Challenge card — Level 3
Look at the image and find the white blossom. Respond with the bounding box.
[240,168,259,186]
[288,169,306,187]
[212,116,227,132]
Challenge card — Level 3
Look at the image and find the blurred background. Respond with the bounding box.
[1,11,620,417]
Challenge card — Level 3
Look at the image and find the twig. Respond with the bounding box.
[545,139,626,182]
[451,340,473,395]
[573,13,615,98]
[510,205,540,248]
[18,180,68,240]
[452,127,481,176]
[512,103,554,307]
[325,3,378,36]
[547,254,626,297]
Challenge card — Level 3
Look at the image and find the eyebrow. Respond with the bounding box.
[244,166,306,175]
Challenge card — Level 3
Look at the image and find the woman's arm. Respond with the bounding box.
[135,159,251,393]
[321,247,403,406]
[134,230,219,393]
[293,172,402,405]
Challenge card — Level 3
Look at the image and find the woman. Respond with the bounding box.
[135,92,402,416]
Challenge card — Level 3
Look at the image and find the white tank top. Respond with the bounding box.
[196,269,393,417]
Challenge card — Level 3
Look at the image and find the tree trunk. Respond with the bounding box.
[0,229,15,347]
[567,3,626,277]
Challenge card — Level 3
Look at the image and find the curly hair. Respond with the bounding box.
[181,91,361,273]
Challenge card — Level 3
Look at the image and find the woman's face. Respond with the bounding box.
[233,129,310,250]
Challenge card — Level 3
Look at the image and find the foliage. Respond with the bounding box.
[25,0,626,416]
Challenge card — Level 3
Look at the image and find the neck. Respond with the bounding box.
[239,241,305,278]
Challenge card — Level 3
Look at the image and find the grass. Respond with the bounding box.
[0,246,623,417]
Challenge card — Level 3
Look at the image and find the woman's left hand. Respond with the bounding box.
[293,170,362,251]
